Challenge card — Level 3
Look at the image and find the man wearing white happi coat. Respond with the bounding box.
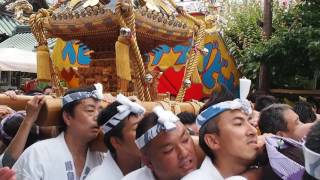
[13,83,105,180]
[182,98,262,180]
[86,94,145,180]
[122,106,198,180]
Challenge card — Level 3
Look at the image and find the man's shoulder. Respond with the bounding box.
[182,169,210,180]
[122,167,154,180]
[25,136,61,152]
[14,135,62,164]
[183,156,224,180]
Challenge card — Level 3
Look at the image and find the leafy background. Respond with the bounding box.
[222,0,320,90]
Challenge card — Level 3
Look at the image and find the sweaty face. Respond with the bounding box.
[211,110,258,165]
[119,114,143,157]
[65,98,100,142]
[144,122,198,180]
[281,109,310,141]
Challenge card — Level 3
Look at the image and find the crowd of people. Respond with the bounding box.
[0,83,319,180]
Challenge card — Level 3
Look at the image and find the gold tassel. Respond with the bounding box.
[37,45,51,81]
[115,37,131,81]
[191,70,202,84]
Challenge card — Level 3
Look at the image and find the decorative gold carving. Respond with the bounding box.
[6,0,33,24]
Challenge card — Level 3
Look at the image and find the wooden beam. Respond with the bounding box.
[270,89,320,96]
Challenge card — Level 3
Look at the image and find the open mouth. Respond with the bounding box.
[180,158,195,172]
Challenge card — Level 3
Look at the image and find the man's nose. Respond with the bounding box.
[246,120,258,136]
[177,143,189,160]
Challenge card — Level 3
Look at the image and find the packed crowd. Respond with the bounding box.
[0,83,319,180]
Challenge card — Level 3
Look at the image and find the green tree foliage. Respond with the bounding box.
[223,0,320,89]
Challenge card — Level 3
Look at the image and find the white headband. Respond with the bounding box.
[62,83,104,107]
[101,94,145,134]
[135,106,179,149]
[303,142,320,179]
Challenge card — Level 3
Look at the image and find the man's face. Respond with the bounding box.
[118,114,143,157]
[248,110,260,128]
[281,109,310,141]
[65,98,100,142]
[143,122,198,180]
[43,88,53,95]
[209,110,258,165]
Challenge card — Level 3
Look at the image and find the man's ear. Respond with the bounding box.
[62,111,72,126]
[110,137,122,151]
[141,154,153,170]
[276,131,286,137]
[204,133,220,151]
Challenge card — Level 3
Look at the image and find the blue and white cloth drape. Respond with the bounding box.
[196,98,252,128]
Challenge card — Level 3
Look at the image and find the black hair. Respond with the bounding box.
[255,95,277,111]
[60,85,97,131]
[258,104,291,135]
[136,112,159,152]
[199,85,235,113]
[305,121,320,154]
[1,112,39,148]
[293,101,317,123]
[306,97,319,112]
[303,121,320,180]
[177,112,196,125]
[198,118,220,160]
[198,88,235,160]
[98,101,135,156]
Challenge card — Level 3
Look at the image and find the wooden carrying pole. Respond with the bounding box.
[0,95,204,126]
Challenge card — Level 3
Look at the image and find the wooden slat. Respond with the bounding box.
[270,89,320,96]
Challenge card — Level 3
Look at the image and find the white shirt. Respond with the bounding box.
[13,133,104,180]
[182,156,224,180]
[122,166,155,180]
[86,151,123,180]
[0,153,3,168]
[182,156,247,180]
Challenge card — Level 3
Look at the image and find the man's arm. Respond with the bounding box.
[2,96,45,168]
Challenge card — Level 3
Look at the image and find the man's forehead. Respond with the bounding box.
[79,98,100,106]
[149,122,185,148]
[217,109,248,121]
